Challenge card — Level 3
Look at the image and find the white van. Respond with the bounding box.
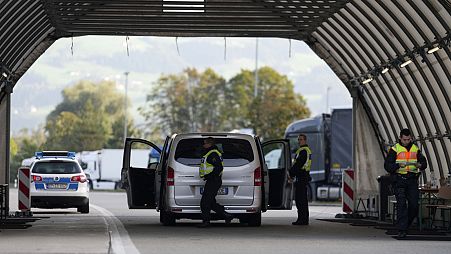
[121,133,293,226]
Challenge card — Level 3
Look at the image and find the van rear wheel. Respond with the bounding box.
[160,210,176,226]
[247,212,261,227]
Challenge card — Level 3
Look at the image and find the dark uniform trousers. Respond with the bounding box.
[201,175,226,222]
[295,180,309,223]
[394,174,419,231]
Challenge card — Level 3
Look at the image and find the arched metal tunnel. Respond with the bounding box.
[1,0,450,214]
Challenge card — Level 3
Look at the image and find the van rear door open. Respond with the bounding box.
[261,139,293,209]
[121,138,161,209]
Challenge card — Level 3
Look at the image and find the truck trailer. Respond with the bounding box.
[78,149,150,190]
[284,108,352,201]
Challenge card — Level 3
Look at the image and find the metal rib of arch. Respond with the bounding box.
[306,0,451,179]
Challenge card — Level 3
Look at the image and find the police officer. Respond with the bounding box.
[198,137,233,227]
[384,128,427,238]
[289,134,312,225]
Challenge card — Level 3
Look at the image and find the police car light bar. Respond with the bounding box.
[35,151,76,159]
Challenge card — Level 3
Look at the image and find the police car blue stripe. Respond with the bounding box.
[35,183,45,190]
[68,183,78,190]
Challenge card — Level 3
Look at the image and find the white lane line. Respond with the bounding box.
[91,204,140,254]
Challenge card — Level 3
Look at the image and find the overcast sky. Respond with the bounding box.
[11,36,352,134]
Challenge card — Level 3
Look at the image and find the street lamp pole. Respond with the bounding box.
[254,38,259,98]
[326,86,331,113]
[124,71,129,143]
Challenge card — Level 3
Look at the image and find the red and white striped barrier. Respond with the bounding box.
[342,168,354,214]
[18,167,31,212]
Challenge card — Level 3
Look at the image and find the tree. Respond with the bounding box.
[192,68,227,132]
[10,128,46,183]
[139,68,226,136]
[242,67,310,139]
[140,67,310,141]
[10,138,18,158]
[45,80,138,151]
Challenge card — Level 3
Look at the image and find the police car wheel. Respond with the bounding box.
[78,201,90,214]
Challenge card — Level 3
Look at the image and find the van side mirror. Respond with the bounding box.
[148,162,159,171]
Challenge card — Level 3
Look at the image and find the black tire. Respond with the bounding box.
[239,217,248,224]
[247,212,261,227]
[78,201,90,214]
[160,210,176,226]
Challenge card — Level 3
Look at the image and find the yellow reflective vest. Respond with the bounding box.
[294,145,312,171]
[199,149,224,178]
[391,143,419,174]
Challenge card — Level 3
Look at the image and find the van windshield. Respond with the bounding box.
[32,161,82,174]
[175,138,254,167]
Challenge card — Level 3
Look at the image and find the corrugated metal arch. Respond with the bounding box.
[1,0,450,204]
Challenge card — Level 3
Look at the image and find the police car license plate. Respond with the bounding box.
[47,183,67,189]
[200,187,228,195]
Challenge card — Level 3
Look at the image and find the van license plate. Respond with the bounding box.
[200,187,228,195]
[47,183,67,189]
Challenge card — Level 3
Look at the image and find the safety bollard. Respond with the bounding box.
[342,168,355,214]
[18,167,32,216]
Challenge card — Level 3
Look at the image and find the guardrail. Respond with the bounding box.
[0,184,8,221]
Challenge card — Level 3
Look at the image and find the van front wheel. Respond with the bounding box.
[247,212,261,227]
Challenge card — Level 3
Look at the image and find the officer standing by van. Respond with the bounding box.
[384,128,427,238]
[199,137,233,227]
[289,134,312,225]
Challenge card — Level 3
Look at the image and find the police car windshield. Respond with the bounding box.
[175,138,254,167]
[32,161,82,174]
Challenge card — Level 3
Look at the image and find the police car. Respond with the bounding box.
[30,151,90,213]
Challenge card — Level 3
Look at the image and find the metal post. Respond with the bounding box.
[326,86,331,113]
[254,38,259,98]
[350,86,358,213]
[123,72,129,143]
[0,80,13,218]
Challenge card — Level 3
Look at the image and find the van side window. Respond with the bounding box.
[263,143,286,170]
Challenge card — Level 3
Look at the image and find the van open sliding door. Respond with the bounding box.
[121,138,161,209]
[261,139,293,209]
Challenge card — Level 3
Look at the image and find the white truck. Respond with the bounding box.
[78,149,150,190]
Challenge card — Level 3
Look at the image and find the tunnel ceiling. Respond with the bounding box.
[0,0,450,176]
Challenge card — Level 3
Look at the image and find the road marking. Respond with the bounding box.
[91,204,140,254]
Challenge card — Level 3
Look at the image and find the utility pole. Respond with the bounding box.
[254,38,259,98]
[326,86,331,113]
[253,38,259,136]
[123,71,129,143]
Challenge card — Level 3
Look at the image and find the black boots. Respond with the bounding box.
[292,220,309,225]
[198,221,211,228]
[397,230,407,238]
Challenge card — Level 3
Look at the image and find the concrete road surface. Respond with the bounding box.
[1,189,449,254]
